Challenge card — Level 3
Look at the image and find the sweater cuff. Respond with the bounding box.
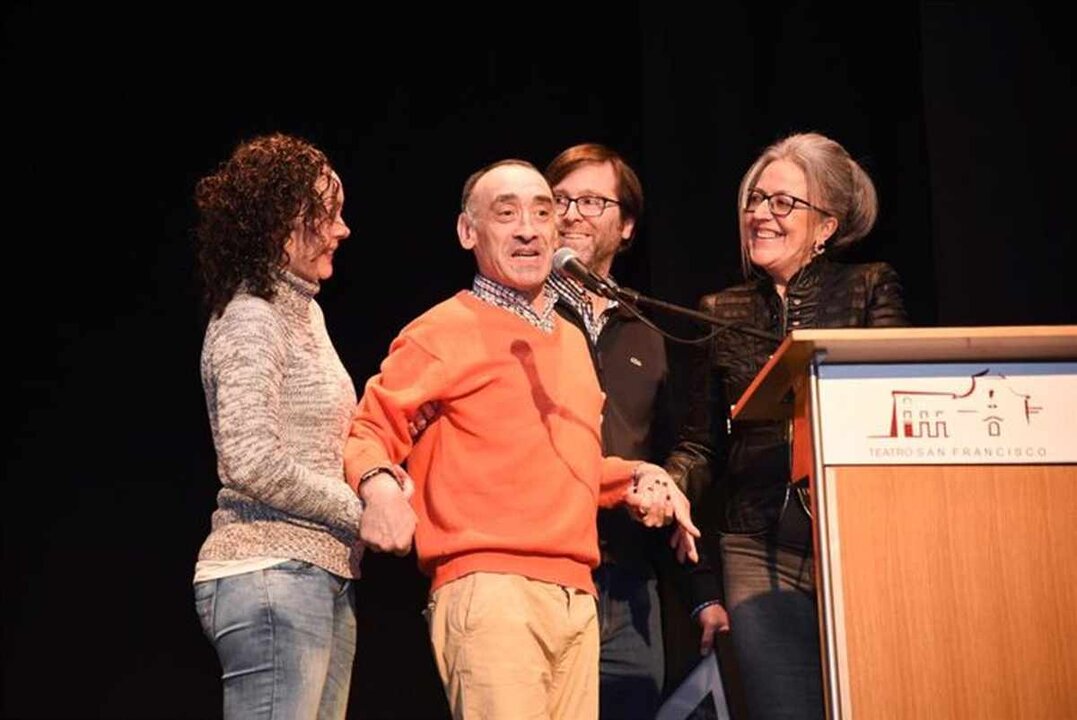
[690,599,724,618]
[598,456,639,507]
[689,565,723,609]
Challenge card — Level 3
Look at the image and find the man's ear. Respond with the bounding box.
[458,212,476,250]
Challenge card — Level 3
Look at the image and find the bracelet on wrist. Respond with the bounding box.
[358,465,407,493]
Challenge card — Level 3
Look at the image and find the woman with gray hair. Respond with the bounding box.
[666,132,908,719]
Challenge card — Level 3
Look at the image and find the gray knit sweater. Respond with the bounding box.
[197,270,363,578]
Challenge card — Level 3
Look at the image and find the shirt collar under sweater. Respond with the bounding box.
[547,271,619,344]
[470,274,559,333]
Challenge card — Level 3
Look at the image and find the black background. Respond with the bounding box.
[5,2,1074,718]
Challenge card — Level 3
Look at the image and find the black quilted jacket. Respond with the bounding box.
[666,257,909,541]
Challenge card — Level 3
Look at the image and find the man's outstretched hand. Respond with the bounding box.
[623,462,700,562]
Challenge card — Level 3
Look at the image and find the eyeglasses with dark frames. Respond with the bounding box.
[744,189,830,217]
[554,194,621,218]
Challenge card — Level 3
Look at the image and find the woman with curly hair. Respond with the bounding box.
[191,133,410,719]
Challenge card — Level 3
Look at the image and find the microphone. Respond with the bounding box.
[551,247,618,299]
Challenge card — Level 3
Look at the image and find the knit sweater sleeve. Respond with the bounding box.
[204,300,362,534]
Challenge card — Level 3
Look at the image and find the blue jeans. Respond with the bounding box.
[194,560,357,720]
[594,564,664,720]
[720,500,823,720]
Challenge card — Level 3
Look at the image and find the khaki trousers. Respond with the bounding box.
[428,572,599,720]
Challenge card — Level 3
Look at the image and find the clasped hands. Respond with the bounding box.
[357,465,417,556]
[357,403,439,555]
[623,462,701,563]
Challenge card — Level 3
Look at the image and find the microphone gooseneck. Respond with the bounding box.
[551,247,780,343]
[551,247,618,299]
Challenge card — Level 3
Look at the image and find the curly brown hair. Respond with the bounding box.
[195,133,341,317]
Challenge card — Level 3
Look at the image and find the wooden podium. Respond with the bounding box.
[732,326,1077,719]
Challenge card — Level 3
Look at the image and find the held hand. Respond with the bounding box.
[697,603,731,655]
[390,464,415,501]
[670,524,700,564]
[407,401,441,440]
[624,464,702,563]
[358,472,416,556]
[625,463,676,527]
[666,482,701,560]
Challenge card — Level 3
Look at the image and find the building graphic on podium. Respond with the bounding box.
[875,369,1041,440]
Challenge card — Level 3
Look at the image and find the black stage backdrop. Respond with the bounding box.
[5,3,1073,718]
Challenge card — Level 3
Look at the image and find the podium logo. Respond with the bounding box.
[819,363,1070,464]
[873,369,1041,440]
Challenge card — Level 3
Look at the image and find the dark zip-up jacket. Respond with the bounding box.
[555,299,676,578]
[665,258,908,605]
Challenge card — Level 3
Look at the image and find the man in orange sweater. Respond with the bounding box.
[344,159,698,719]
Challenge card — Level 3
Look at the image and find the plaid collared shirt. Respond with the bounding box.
[470,274,559,334]
[548,270,619,345]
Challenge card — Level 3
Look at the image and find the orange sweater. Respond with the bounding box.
[345,291,638,594]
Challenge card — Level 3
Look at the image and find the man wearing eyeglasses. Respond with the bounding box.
[546,144,730,720]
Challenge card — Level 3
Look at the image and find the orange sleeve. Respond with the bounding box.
[597,456,639,508]
[344,332,447,491]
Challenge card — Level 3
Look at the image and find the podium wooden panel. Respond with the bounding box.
[731,326,1077,719]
